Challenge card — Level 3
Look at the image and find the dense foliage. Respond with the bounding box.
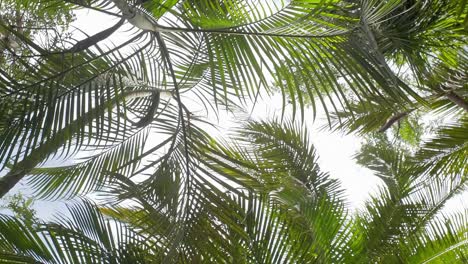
[0,0,466,263]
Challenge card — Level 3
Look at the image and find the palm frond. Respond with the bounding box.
[403,211,468,263]
[417,116,468,179]
[350,128,467,262]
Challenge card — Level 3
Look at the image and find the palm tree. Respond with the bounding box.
[0,121,466,263]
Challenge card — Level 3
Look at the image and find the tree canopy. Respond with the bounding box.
[0,0,466,263]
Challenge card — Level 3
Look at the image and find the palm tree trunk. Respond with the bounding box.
[378,111,411,132]
[0,162,39,198]
[410,54,468,112]
[445,91,468,112]
[0,124,72,198]
[0,170,22,197]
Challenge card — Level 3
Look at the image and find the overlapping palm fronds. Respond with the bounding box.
[416,116,468,180]
[1,119,466,263]
[1,0,465,198]
[347,132,467,263]
[0,1,467,263]
[0,120,350,263]
[0,200,153,263]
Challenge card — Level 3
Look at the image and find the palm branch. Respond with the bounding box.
[349,135,467,263]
